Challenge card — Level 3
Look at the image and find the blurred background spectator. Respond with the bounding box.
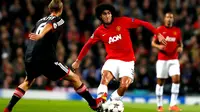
[0,0,200,95]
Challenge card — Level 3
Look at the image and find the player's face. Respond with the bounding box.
[164,13,174,27]
[101,10,112,24]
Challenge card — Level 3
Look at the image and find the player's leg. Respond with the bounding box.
[64,70,100,107]
[97,70,114,98]
[110,76,132,101]
[170,75,180,106]
[168,60,181,111]
[109,60,134,101]
[155,60,168,111]
[97,60,117,99]
[46,62,103,110]
[4,62,37,112]
[156,78,165,112]
[4,76,35,112]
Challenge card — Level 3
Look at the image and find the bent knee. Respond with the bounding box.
[67,72,81,82]
[172,79,180,84]
[120,81,131,89]
[172,75,180,83]
[157,79,165,85]
[101,71,113,84]
[119,83,129,91]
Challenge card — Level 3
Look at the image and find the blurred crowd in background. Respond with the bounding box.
[0,0,200,95]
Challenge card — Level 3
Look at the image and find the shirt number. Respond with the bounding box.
[36,22,47,34]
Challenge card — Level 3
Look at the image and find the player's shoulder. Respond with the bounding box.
[114,16,133,21]
[115,16,127,20]
[95,25,103,32]
[156,25,165,30]
[172,26,181,31]
[93,25,103,36]
[50,16,64,23]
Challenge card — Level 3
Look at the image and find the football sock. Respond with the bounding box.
[97,84,108,98]
[75,83,96,106]
[6,87,25,111]
[156,84,163,107]
[170,83,180,106]
[110,90,122,101]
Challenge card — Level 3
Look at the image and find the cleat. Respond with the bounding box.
[90,93,108,111]
[4,108,11,112]
[90,98,103,111]
[100,92,107,103]
[157,106,164,112]
[169,105,182,112]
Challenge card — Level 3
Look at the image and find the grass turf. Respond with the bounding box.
[0,99,200,112]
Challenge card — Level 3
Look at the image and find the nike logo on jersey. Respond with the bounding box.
[165,36,176,42]
[108,34,122,44]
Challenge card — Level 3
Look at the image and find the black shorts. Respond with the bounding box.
[25,61,70,81]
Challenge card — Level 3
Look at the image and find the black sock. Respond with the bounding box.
[76,83,96,106]
[7,87,25,110]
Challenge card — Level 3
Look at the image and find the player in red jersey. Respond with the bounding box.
[72,3,166,104]
[152,12,183,112]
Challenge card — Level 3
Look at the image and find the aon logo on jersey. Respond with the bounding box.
[108,34,122,44]
[165,36,176,42]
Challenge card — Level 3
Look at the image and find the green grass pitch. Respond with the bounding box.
[0,99,200,112]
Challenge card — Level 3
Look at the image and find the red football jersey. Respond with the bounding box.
[78,17,158,61]
[154,26,182,60]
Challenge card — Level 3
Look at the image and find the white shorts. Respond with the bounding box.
[156,59,180,78]
[101,59,135,80]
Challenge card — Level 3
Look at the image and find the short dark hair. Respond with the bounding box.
[48,0,63,13]
[95,3,116,20]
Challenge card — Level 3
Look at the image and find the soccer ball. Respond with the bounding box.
[102,100,124,112]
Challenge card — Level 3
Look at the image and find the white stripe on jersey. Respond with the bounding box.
[57,62,68,73]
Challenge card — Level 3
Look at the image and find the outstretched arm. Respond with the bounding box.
[152,37,165,50]
[133,19,158,34]
[130,18,167,45]
[29,18,64,41]
[72,34,100,69]
[77,39,95,61]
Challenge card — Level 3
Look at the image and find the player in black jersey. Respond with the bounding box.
[4,0,104,112]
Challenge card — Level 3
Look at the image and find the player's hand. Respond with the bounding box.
[29,33,42,41]
[158,45,166,50]
[72,59,81,70]
[177,47,183,53]
[157,33,167,45]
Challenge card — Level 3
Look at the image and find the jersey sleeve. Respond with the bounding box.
[122,17,158,34]
[122,17,138,28]
[153,27,162,40]
[77,30,101,60]
[153,34,158,39]
[47,17,65,30]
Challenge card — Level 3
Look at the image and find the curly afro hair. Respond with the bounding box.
[95,3,116,21]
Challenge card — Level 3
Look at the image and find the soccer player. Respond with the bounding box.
[72,3,166,105]
[152,12,183,112]
[3,0,104,112]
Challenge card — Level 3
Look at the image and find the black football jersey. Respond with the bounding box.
[25,15,65,62]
